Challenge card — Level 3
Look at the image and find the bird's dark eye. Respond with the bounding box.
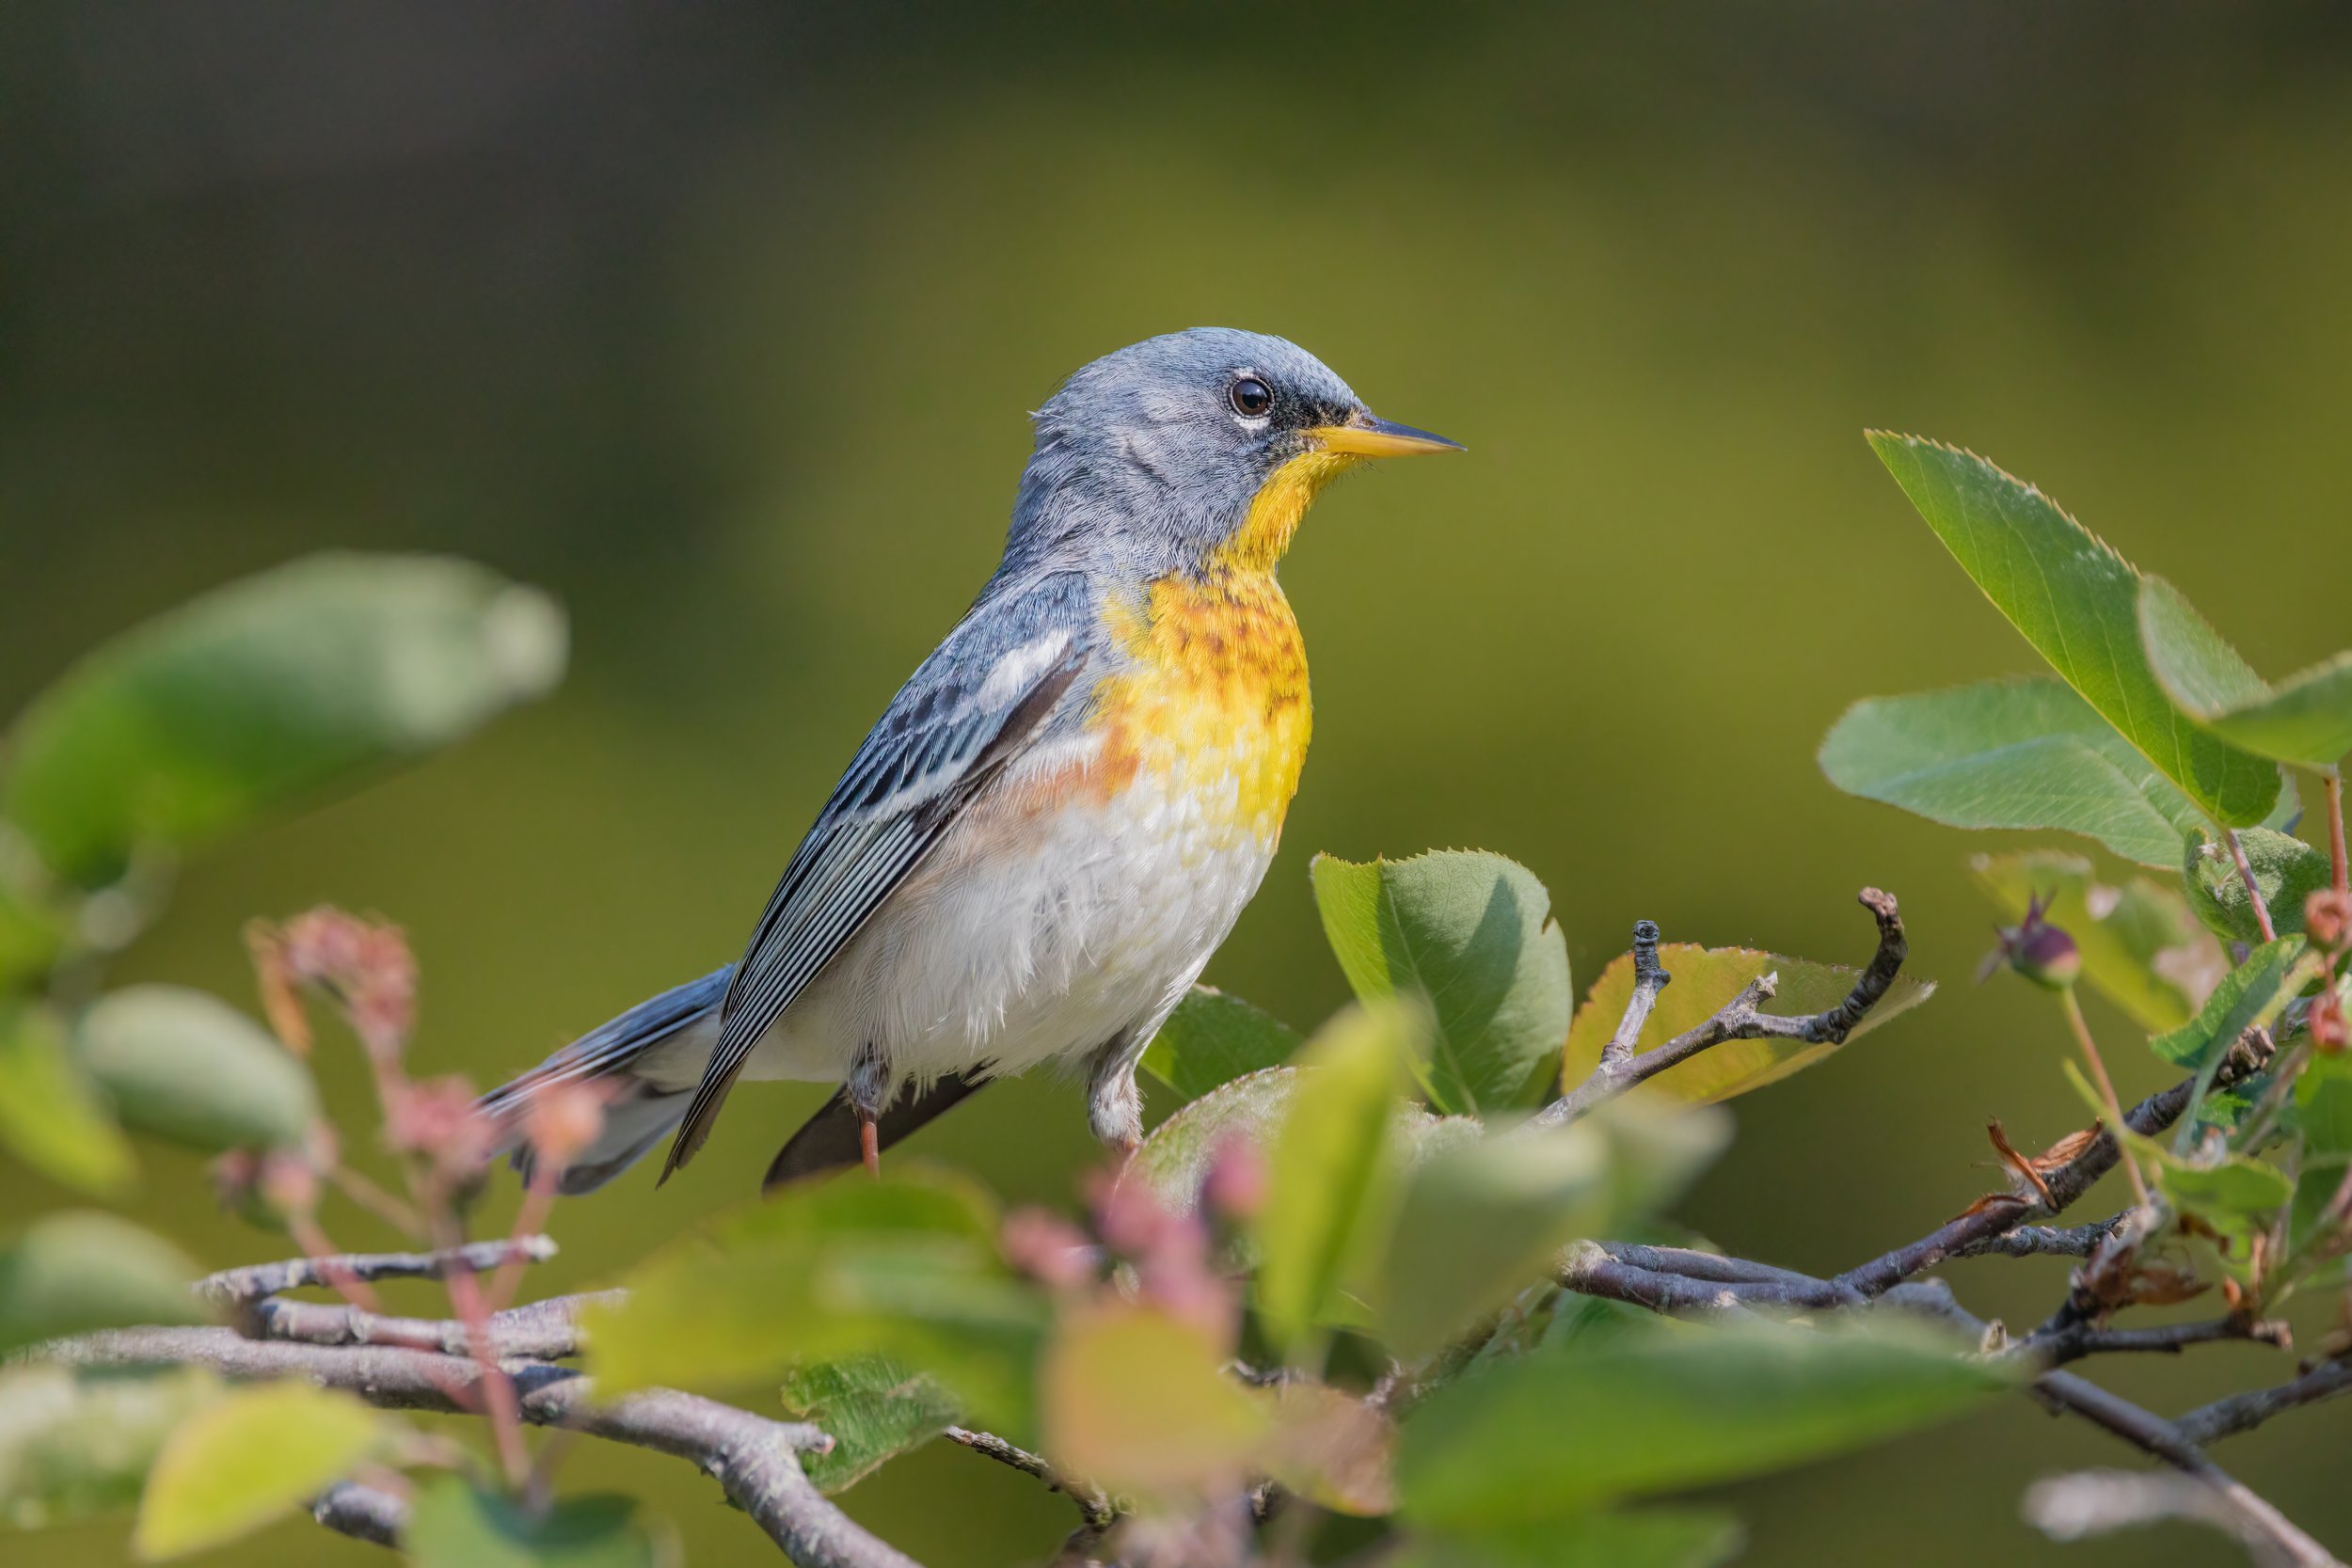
[1229,375,1274,419]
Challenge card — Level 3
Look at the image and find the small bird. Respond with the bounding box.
[484,329,1458,1194]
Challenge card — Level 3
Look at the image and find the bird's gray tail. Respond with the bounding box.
[479,965,731,1195]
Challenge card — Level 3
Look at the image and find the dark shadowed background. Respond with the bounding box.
[7,4,2351,1563]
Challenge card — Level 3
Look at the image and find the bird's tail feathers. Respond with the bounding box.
[479,965,731,1195]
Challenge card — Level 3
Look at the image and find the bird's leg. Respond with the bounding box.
[847,1044,889,1179]
[1084,1027,1150,1161]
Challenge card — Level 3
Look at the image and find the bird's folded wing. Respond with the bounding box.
[660,578,1094,1178]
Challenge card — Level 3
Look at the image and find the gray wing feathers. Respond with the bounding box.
[659,574,1097,1180]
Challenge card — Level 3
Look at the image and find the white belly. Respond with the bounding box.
[738,739,1280,1093]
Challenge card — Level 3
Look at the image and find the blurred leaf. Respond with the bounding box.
[1311,850,1572,1115]
[0,1003,136,1195]
[586,1166,1046,1437]
[2289,1158,2348,1254]
[2294,1053,2352,1158]
[778,1355,958,1495]
[1253,1003,1415,1355]
[1866,435,2280,827]
[2158,1155,2294,1225]
[1398,1317,2007,1527]
[2147,937,2312,1072]
[1820,677,2207,867]
[1971,851,2219,1033]
[75,986,316,1152]
[1581,1097,1734,1221]
[132,1381,384,1560]
[0,1212,202,1357]
[2183,829,2332,945]
[1561,943,1932,1104]
[1140,986,1302,1103]
[1042,1302,1267,1499]
[405,1476,660,1568]
[0,1365,220,1532]
[0,882,62,991]
[1387,1510,1744,1568]
[1,554,566,884]
[1263,1381,1395,1516]
[2139,575,2352,768]
[1374,1126,1612,1362]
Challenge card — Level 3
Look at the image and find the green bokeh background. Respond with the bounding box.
[7,4,2351,1563]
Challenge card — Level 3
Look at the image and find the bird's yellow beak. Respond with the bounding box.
[1305,411,1465,459]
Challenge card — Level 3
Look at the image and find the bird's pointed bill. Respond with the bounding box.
[1308,413,1464,459]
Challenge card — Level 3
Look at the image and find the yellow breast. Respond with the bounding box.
[1090,567,1311,846]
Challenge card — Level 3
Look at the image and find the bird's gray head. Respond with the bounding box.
[1006,327,1458,576]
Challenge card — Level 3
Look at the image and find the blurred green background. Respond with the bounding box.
[7,3,2351,1563]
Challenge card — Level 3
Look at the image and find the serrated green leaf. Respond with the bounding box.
[2140,575,2352,768]
[779,1355,958,1494]
[405,1476,661,1568]
[0,1004,136,1196]
[1374,1126,1612,1362]
[1387,1510,1744,1568]
[1971,851,2219,1033]
[1866,435,2280,826]
[0,1365,220,1532]
[0,1213,203,1358]
[74,987,316,1153]
[1311,850,1572,1115]
[585,1166,1046,1439]
[1399,1317,2006,1526]
[132,1381,384,1559]
[1,554,566,884]
[1561,942,1932,1104]
[1820,677,2208,866]
[2148,938,2313,1073]
[1253,1003,1416,1356]
[1140,986,1302,1102]
[2183,829,2333,945]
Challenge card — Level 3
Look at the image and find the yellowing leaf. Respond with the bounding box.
[1042,1304,1267,1498]
[133,1382,384,1559]
[0,1004,135,1196]
[1562,944,1932,1104]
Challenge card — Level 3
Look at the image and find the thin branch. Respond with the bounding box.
[197,1236,557,1308]
[2179,1358,2352,1446]
[2026,1316,2294,1370]
[1950,1219,2119,1259]
[251,1289,620,1360]
[2226,829,2281,944]
[1885,1282,2341,1568]
[944,1426,1114,1529]
[1598,920,1668,1071]
[45,1327,917,1568]
[1536,888,1907,1128]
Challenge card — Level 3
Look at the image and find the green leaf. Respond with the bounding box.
[586,1166,1046,1438]
[1866,435,2280,826]
[1561,943,1932,1105]
[1820,677,2210,867]
[1971,852,2219,1033]
[0,1212,203,1357]
[1,554,566,884]
[405,1477,660,1568]
[2290,1158,2348,1254]
[2139,575,2352,768]
[1387,1511,1744,1568]
[1399,1317,2005,1527]
[75,986,316,1152]
[1042,1303,1269,1499]
[1374,1126,1612,1362]
[1253,1003,1417,1355]
[779,1355,959,1494]
[2158,1156,2295,1225]
[0,1365,220,1532]
[2294,1051,2352,1158]
[2183,829,2333,945]
[1311,850,1572,1115]
[0,1004,136,1195]
[2147,937,2313,1072]
[1140,986,1302,1102]
[132,1381,384,1559]
[0,883,62,991]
